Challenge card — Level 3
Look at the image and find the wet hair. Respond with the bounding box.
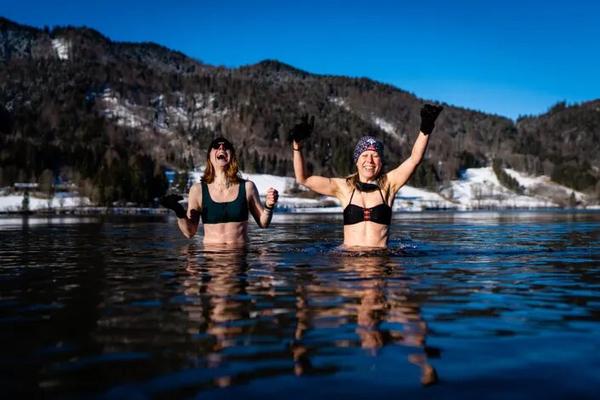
[202,137,241,184]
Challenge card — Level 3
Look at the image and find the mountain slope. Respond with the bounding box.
[1,17,598,204]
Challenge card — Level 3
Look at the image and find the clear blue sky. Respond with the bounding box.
[2,0,599,119]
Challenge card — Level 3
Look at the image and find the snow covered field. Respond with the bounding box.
[0,194,91,213]
[0,168,593,213]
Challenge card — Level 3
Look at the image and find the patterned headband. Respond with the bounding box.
[352,136,384,163]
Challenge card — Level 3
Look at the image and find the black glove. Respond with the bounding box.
[288,114,315,143]
[160,194,186,219]
[419,104,443,135]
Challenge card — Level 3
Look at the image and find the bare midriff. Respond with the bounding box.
[203,222,248,245]
[343,222,389,249]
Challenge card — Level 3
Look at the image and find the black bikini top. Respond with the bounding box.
[343,187,392,226]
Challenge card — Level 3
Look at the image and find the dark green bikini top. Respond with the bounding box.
[201,179,249,224]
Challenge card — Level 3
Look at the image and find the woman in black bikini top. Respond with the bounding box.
[343,186,392,226]
[291,104,443,248]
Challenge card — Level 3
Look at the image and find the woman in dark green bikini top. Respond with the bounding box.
[162,137,279,245]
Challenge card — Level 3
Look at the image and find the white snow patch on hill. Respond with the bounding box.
[100,89,148,128]
[328,97,350,111]
[98,90,228,132]
[52,38,70,60]
[443,168,557,209]
[504,168,586,203]
[371,116,394,134]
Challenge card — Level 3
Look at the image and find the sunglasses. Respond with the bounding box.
[210,140,233,151]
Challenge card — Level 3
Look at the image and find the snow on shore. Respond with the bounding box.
[0,194,90,213]
[0,168,593,213]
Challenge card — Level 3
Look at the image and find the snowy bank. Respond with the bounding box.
[1,168,595,214]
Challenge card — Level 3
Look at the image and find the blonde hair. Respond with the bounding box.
[202,148,241,184]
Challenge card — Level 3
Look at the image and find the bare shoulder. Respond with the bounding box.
[332,177,349,192]
[188,183,203,208]
[244,179,258,192]
[244,179,260,200]
[332,177,353,202]
[189,182,202,195]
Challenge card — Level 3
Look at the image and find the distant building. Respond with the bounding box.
[13,183,39,192]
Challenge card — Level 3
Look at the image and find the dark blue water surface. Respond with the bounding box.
[1,211,599,399]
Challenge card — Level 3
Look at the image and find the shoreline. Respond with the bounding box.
[1,205,599,216]
[0,207,169,216]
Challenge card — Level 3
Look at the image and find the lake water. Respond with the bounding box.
[1,211,599,399]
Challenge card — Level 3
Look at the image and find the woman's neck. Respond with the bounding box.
[355,174,381,192]
[213,170,231,187]
[358,174,378,184]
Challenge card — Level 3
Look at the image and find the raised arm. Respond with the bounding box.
[247,181,278,228]
[290,114,340,197]
[387,104,443,191]
[292,140,341,196]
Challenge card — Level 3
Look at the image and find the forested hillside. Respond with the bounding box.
[1,17,599,204]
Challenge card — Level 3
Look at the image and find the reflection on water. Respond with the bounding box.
[1,211,600,398]
[174,244,438,390]
[336,254,437,385]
